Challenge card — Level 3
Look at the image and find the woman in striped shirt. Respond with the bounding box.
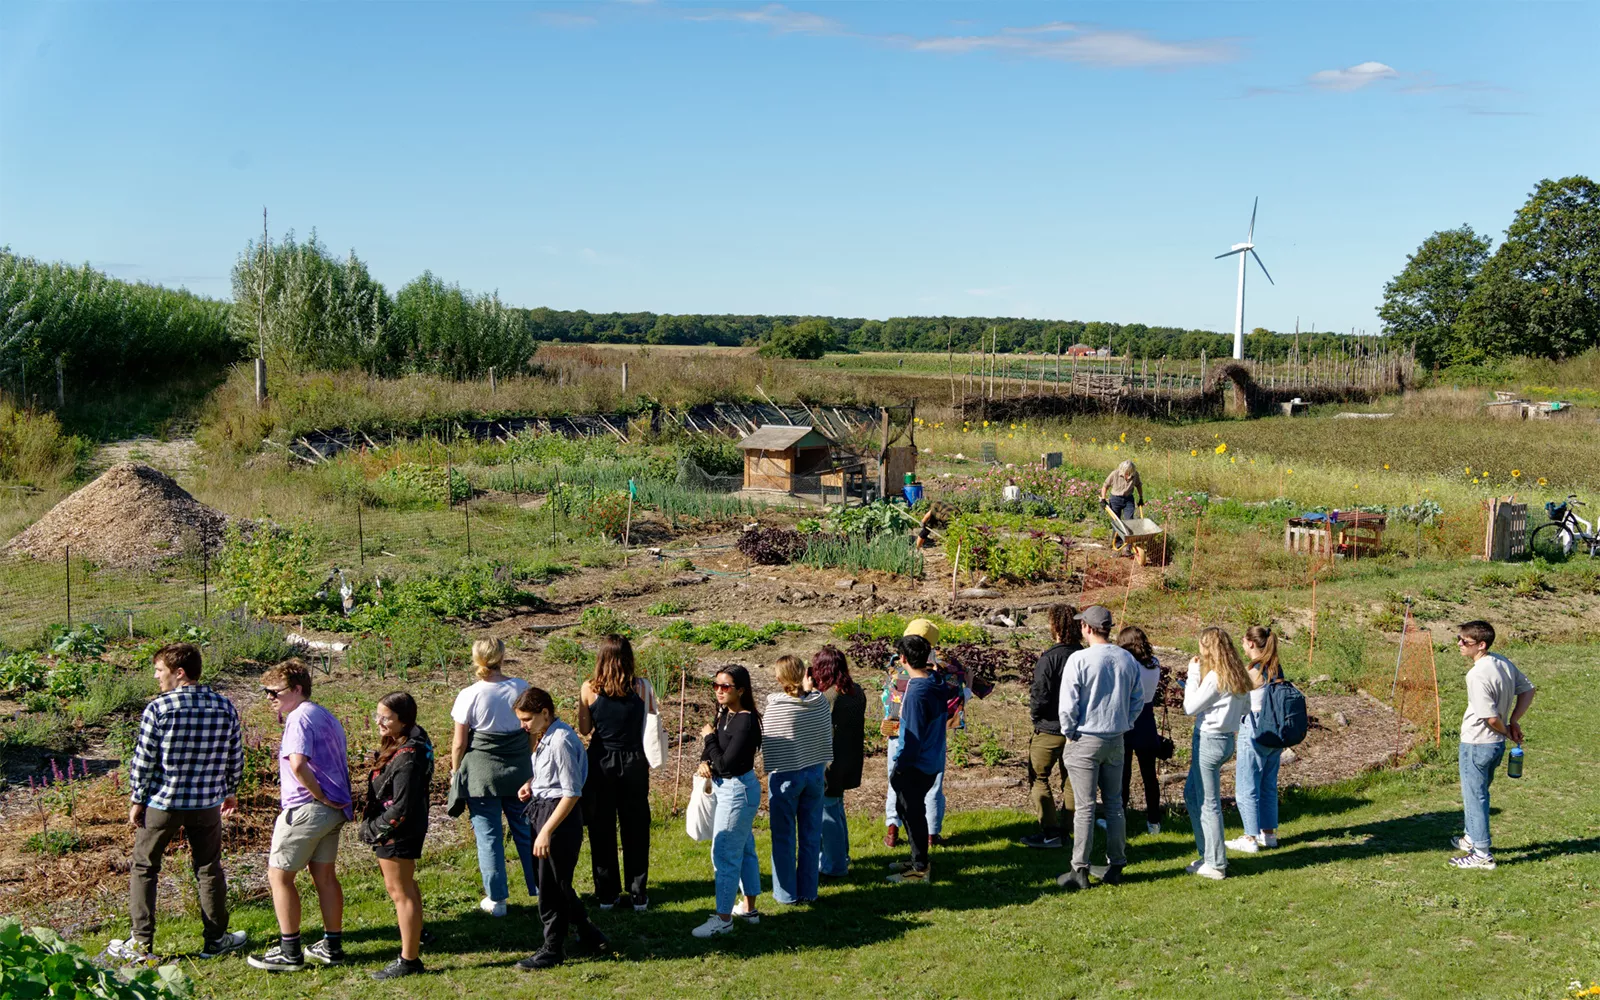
[763,655,834,905]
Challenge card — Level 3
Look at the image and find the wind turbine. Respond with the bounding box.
[1215,197,1274,361]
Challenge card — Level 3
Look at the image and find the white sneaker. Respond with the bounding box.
[106,938,154,963]
[1225,836,1260,853]
[1184,859,1204,874]
[1147,822,1161,836]
[691,915,734,938]
[731,899,761,924]
[1450,835,1474,854]
[1449,851,1496,871]
[1261,833,1278,848]
[1194,863,1227,880]
[479,897,507,917]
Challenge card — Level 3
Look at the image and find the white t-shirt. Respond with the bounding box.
[451,678,531,734]
[1461,653,1534,745]
[1139,658,1161,707]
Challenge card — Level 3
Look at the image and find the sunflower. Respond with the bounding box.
[1214,442,1227,455]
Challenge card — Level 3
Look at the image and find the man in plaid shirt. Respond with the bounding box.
[107,643,247,963]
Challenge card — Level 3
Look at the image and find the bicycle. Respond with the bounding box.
[1527,495,1600,561]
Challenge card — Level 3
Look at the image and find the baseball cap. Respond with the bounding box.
[902,618,940,646]
[1074,605,1113,632]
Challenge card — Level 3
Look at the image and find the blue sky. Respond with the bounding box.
[1,2,1595,335]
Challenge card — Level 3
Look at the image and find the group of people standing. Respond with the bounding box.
[104,604,1533,975]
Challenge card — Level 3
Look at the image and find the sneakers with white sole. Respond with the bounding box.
[1261,832,1278,848]
[1147,822,1162,836]
[1450,851,1496,871]
[105,939,155,964]
[1184,859,1205,875]
[1225,836,1261,853]
[731,899,761,924]
[691,915,734,938]
[1193,863,1227,880]
[479,897,507,918]
[1450,835,1475,854]
[197,930,248,959]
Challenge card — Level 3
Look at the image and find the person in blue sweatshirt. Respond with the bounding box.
[885,634,945,885]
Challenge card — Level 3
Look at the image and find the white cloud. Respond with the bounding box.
[686,4,842,35]
[1307,61,1399,92]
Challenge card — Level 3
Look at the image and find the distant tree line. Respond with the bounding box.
[1379,175,1598,366]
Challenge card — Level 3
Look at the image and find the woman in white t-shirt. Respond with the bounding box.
[1181,627,1251,880]
[450,638,535,917]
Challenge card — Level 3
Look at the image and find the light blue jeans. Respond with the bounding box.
[1459,741,1504,852]
[466,794,537,901]
[884,735,945,834]
[711,772,763,914]
[768,763,825,904]
[1235,716,1283,838]
[819,795,850,876]
[1184,729,1236,870]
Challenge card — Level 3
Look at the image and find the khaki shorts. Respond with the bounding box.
[269,802,347,872]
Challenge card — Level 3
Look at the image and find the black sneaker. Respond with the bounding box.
[370,957,425,980]
[246,945,305,972]
[1056,868,1091,892]
[630,892,649,912]
[198,930,248,959]
[576,924,611,953]
[304,939,345,965]
[1100,865,1125,886]
[420,928,436,947]
[1021,834,1063,849]
[515,949,564,970]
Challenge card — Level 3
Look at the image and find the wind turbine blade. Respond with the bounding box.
[1215,248,1247,259]
[1248,197,1258,241]
[1251,249,1274,285]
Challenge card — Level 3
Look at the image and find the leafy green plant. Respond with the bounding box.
[374,462,471,507]
[25,829,83,856]
[635,639,698,696]
[215,523,318,615]
[48,623,106,658]
[824,501,919,539]
[799,533,925,577]
[646,600,689,617]
[1512,568,1550,598]
[543,636,592,685]
[978,724,1010,767]
[943,514,1063,583]
[948,727,971,768]
[830,613,989,646]
[656,620,803,651]
[578,605,633,637]
[0,652,47,696]
[346,611,463,680]
[0,917,191,998]
[1571,566,1600,595]
[45,660,93,700]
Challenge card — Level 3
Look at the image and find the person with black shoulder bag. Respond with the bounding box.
[1116,626,1167,836]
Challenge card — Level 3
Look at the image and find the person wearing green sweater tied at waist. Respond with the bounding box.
[451,638,537,917]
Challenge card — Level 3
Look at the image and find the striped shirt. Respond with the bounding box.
[761,691,833,775]
[129,684,244,812]
[528,719,588,800]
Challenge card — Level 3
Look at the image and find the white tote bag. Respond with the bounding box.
[685,776,716,842]
[638,678,670,770]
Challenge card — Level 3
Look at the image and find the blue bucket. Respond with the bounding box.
[902,483,924,506]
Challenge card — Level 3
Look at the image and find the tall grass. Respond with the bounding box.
[0,396,88,487]
[799,533,925,577]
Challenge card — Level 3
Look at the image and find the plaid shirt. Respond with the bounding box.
[129,684,244,812]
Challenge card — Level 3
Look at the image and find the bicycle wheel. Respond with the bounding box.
[1528,522,1574,562]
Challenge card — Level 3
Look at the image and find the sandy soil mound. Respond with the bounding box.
[3,462,233,568]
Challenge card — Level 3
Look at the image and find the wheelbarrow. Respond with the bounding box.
[1102,501,1165,566]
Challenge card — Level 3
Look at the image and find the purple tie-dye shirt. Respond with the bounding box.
[279,701,353,819]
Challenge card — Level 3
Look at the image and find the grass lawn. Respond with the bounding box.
[97,643,1598,1000]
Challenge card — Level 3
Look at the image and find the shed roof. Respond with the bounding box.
[737,424,832,451]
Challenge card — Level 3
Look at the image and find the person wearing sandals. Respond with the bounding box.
[577,635,656,912]
[1117,625,1165,836]
[1227,625,1284,855]
[359,692,433,980]
[1181,628,1252,880]
[513,687,611,970]
[451,638,536,918]
[808,646,865,877]
[764,655,834,905]
[693,666,763,938]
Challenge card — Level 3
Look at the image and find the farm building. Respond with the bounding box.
[737,425,834,492]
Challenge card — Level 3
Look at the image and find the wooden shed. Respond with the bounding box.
[737,425,834,492]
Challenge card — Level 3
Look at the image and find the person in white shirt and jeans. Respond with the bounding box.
[1451,620,1535,871]
[1181,627,1252,880]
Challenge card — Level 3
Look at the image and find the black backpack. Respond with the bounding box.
[1252,677,1308,749]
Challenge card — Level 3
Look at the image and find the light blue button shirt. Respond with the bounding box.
[529,719,587,799]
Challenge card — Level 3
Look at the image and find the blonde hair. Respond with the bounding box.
[590,635,636,699]
[1244,624,1282,682]
[472,637,505,681]
[774,655,806,697]
[1197,627,1252,695]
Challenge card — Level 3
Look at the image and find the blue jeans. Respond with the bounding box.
[768,763,825,904]
[1184,729,1236,870]
[711,772,762,914]
[819,795,850,876]
[466,795,537,901]
[884,735,944,834]
[1235,716,1282,838]
[1459,741,1504,852]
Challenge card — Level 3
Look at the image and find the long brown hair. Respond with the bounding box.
[590,634,636,698]
[1049,604,1082,647]
[1116,625,1154,666]
[1197,627,1252,696]
[1244,624,1283,682]
[809,646,856,696]
[374,691,418,770]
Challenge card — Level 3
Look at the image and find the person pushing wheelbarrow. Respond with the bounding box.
[1100,460,1145,558]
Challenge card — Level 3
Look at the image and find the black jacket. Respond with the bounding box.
[824,686,867,798]
[359,725,434,847]
[1029,643,1082,735]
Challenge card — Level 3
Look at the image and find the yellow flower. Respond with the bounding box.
[1191,449,1198,457]
[1383,463,1389,470]
[1214,442,1227,455]
[1538,477,1548,486]
[1119,432,1126,443]
[1230,456,1237,464]
[1063,433,1070,439]
[1286,469,1293,475]
[1091,437,1097,443]
[1007,433,1014,439]
[1472,478,1480,485]
[1010,423,1017,430]
[982,421,989,428]
[1464,466,1472,474]
[1144,436,1151,443]
[1511,469,1522,478]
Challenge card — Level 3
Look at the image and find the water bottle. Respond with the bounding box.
[1507,745,1524,778]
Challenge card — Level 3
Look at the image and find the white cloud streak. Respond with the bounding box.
[1307,61,1399,92]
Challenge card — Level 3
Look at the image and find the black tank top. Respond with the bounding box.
[589,690,646,757]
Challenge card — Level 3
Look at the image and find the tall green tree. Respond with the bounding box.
[1460,175,1599,359]
[228,231,390,372]
[758,318,835,359]
[1377,225,1492,365]
[391,273,534,378]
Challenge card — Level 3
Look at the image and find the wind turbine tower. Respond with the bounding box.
[1215,198,1274,361]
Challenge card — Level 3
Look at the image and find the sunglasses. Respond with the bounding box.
[1456,637,1479,646]
[712,682,734,692]
[262,687,286,700]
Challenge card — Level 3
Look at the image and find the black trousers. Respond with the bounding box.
[527,798,588,956]
[1121,734,1162,824]
[890,766,938,868]
[582,750,651,902]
